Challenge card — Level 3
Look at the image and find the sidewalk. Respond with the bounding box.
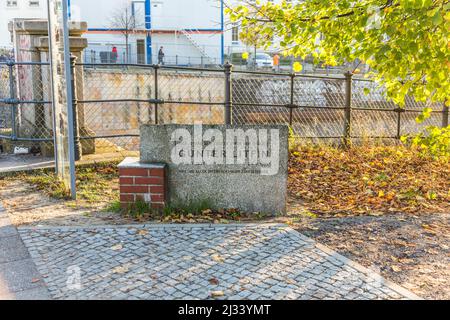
[19,223,420,300]
[0,154,54,174]
[0,151,138,175]
[0,202,50,300]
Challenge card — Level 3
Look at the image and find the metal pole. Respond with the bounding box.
[62,0,77,200]
[136,85,141,125]
[154,65,159,124]
[47,2,60,176]
[289,73,295,126]
[224,62,233,125]
[443,101,449,128]
[253,45,257,71]
[396,108,402,140]
[70,55,82,161]
[7,61,17,140]
[344,71,353,147]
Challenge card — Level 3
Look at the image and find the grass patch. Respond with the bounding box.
[7,160,120,207]
[105,200,122,213]
[164,198,215,216]
[118,197,268,223]
[25,173,70,199]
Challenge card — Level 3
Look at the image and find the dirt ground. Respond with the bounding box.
[291,212,449,300]
[0,179,448,300]
[0,180,130,226]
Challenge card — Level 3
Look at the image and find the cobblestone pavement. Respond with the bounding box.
[18,224,420,300]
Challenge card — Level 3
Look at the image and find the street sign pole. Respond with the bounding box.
[47,0,77,199]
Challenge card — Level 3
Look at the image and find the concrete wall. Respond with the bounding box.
[81,67,225,149]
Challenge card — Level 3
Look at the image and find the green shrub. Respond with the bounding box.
[401,125,450,159]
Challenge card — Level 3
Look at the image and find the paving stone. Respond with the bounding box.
[17,225,419,300]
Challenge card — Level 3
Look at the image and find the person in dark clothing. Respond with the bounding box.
[158,46,165,65]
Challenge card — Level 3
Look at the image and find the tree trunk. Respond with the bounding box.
[125,34,129,63]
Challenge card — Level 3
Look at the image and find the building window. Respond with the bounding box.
[232,25,239,43]
[6,0,18,7]
[29,0,40,7]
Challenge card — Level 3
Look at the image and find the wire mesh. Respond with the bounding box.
[158,68,225,125]
[0,63,54,153]
[0,64,12,137]
[0,61,447,157]
[232,73,290,126]
[80,65,155,152]
[292,77,346,139]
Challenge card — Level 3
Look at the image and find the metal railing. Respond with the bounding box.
[0,60,447,156]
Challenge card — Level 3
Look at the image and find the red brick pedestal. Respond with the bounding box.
[118,157,167,210]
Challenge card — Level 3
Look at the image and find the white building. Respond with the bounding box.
[0,0,285,64]
[70,0,226,65]
[0,0,48,47]
[223,0,302,56]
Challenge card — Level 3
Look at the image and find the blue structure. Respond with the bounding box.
[145,0,152,64]
[220,0,224,64]
[142,0,224,65]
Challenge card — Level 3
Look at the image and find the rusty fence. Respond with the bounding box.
[0,59,448,156]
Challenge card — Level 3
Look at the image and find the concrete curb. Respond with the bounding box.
[18,222,288,231]
[0,200,51,300]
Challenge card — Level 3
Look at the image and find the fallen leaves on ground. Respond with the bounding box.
[111,244,123,251]
[391,265,402,272]
[137,229,149,236]
[112,265,129,274]
[211,254,225,263]
[126,208,272,224]
[289,144,450,216]
[210,291,225,298]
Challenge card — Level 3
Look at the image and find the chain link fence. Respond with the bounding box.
[0,60,448,156]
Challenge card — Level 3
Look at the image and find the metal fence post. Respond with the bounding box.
[224,62,233,125]
[136,85,141,124]
[289,73,295,126]
[443,101,449,128]
[7,60,17,140]
[70,55,82,161]
[395,108,402,139]
[343,71,353,146]
[154,65,159,124]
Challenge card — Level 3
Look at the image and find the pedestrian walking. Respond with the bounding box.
[273,53,280,72]
[111,46,118,63]
[158,46,165,65]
